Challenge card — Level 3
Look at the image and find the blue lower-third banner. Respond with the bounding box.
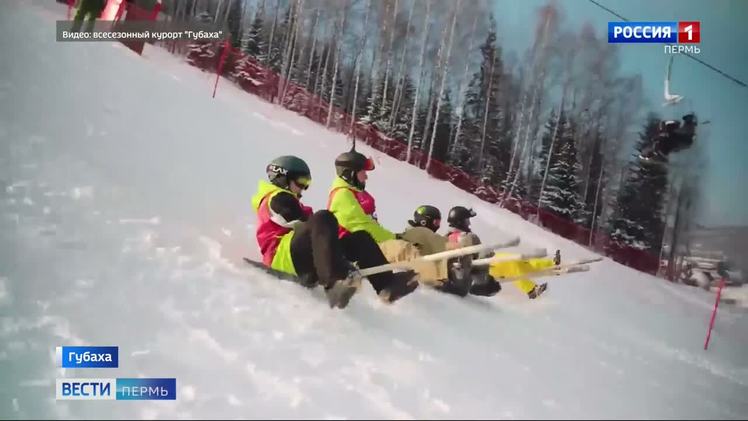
[56,378,177,400]
[116,378,177,400]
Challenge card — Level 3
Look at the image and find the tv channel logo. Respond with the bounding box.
[677,21,700,44]
[56,346,118,368]
[608,21,700,44]
[56,379,115,400]
[608,21,700,54]
[56,378,177,401]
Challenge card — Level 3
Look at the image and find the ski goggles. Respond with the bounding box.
[294,176,312,190]
[361,156,375,171]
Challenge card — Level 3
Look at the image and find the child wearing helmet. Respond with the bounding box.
[422,206,500,297]
[367,204,492,297]
[445,206,558,299]
[378,205,450,288]
[392,205,501,297]
[252,155,417,308]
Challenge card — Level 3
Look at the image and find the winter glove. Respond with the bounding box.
[301,204,314,219]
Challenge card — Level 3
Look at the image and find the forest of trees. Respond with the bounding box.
[153,0,705,276]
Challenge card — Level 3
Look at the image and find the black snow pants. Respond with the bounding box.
[289,210,393,293]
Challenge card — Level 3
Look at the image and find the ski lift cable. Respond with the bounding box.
[587,0,748,89]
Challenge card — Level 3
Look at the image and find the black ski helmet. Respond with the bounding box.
[266,155,311,190]
[682,113,697,126]
[335,149,375,189]
[447,206,476,231]
[409,205,442,232]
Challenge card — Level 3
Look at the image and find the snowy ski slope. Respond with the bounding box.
[0,1,746,419]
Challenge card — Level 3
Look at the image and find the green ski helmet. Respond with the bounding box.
[409,205,442,232]
[266,155,312,190]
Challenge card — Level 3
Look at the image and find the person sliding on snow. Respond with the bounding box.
[396,205,502,297]
[326,148,419,302]
[639,113,698,163]
[445,206,560,299]
[251,155,417,308]
[327,149,395,241]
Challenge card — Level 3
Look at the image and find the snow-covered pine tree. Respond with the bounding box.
[425,0,459,172]
[226,0,244,49]
[325,4,348,127]
[607,113,669,253]
[391,74,415,142]
[450,64,481,172]
[446,14,478,162]
[346,0,372,136]
[267,2,293,72]
[352,68,372,124]
[244,7,267,58]
[385,0,416,136]
[416,80,436,157]
[430,89,454,164]
[319,40,345,113]
[409,96,430,154]
[528,108,560,205]
[453,15,507,183]
[475,17,506,180]
[302,8,321,92]
[405,0,431,164]
[578,127,605,227]
[363,75,380,126]
[540,112,582,220]
[265,0,280,67]
[366,76,394,133]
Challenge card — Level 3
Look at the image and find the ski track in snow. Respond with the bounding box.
[0,1,746,419]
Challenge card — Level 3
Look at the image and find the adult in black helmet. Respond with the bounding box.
[334,149,376,190]
[447,206,477,233]
[328,148,399,244]
[252,155,418,308]
[408,205,442,232]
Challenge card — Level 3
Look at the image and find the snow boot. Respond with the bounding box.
[436,254,475,297]
[528,282,548,299]
[325,267,363,309]
[469,274,502,297]
[378,270,420,304]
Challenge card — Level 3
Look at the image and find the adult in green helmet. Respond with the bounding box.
[266,155,312,194]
